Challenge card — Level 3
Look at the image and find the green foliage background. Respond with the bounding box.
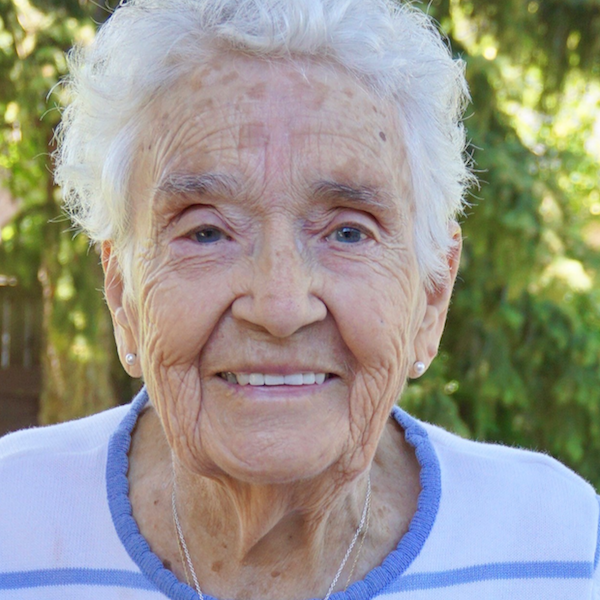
[1,0,599,486]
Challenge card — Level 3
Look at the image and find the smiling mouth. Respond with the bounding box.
[218,372,334,386]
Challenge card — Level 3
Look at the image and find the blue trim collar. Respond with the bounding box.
[106,388,441,600]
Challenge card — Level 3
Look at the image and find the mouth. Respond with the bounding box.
[217,372,335,386]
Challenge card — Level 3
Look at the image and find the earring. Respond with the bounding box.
[125,353,137,366]
[413,361,426,377]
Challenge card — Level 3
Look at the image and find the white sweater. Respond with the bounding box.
[1,388,599,599]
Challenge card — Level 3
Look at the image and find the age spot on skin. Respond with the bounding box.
[238,122,270,149]
[212,560,223,573]
[271,571,281,578]
[220,71,239,85]
[247,81,268,100]
[379,131,387,142]
[196,98,215,112]
[293,80,327,110]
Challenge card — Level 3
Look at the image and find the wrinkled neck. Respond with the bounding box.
[172,462,371,568]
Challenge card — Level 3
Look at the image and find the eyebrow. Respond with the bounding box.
[156,172,241,199]
[155,172,394,211]
[311,180,393,210]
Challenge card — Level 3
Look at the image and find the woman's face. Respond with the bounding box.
[107,56,445,484]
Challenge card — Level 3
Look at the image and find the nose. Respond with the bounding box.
[231,226,327,338]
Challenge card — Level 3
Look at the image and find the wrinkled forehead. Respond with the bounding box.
[132,53,411,221]
[162,52,398,120]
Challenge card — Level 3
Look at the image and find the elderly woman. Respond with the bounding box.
[1,0,599,598]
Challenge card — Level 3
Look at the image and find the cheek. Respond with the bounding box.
[133,260,237,442]
[326,260,418,373]
[135,258,233,363]
[323,260,419,459]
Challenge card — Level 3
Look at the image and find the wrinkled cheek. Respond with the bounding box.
[142,352,204,463]
[341,317,412,474]
[344,353,406,469]
[136,292,208,466]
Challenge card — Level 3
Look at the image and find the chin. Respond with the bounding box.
[203,435,343,486]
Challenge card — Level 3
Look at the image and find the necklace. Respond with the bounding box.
[171,477,372,600]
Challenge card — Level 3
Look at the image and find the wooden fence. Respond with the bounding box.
[0,281,42,436]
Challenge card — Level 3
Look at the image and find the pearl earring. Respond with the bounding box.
[125,353,137,366]
[413,361,426,377]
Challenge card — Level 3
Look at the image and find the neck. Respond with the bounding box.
[128,406,420,600]
[173,463,370,560]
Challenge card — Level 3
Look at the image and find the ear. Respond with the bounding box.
[410,225,462,378]
[101,241,143,378]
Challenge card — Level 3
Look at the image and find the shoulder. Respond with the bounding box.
[389,407,600,591]
[0,403,131,463]
[392,405,595,494]
[0,403,132,507]
[394,408,600,566]
[0,400,148,575]
[420,417,596,499]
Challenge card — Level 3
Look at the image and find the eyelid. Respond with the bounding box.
[330,207,379,228]
[167,200,217,228]
[173,205,229,238]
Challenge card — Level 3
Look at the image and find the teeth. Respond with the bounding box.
[302,373,316,385]
[284,373,304,386]
[249,373,265,386]
[221,372,328,386]
[265,374,285,386]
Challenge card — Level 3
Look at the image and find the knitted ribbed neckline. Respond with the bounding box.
[106,387,441,600]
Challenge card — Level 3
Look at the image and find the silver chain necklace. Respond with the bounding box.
[171,477,372,600]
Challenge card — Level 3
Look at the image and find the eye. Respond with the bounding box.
[331,225,368,244]
[192,226,225,244]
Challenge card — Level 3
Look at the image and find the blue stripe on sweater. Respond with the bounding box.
[381,561,593,593]
[0,568,156,590]
[1,561,592,592]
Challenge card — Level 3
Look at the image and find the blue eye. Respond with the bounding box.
[334,226,366,244]
[193,227,223,243]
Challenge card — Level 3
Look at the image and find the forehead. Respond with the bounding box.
[135,54,409,211]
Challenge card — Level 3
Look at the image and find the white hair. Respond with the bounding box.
[54,0,474,289]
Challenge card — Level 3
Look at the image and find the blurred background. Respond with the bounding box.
[0,0,599,487]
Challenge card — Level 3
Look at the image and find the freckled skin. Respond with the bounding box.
[105,54,459,600]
